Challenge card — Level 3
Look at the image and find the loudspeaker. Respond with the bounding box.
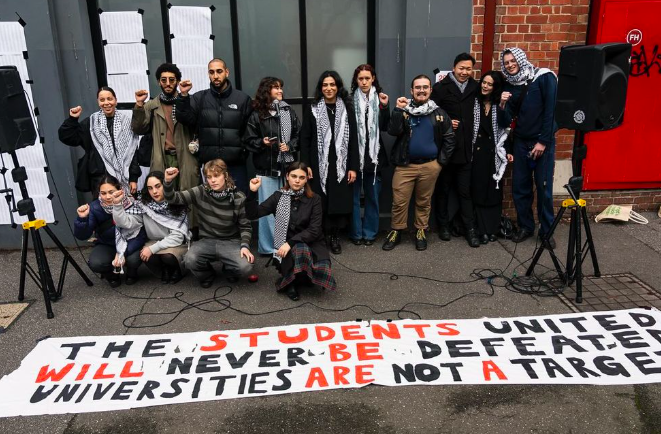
[555,43,631,132]
[0,66,37,153]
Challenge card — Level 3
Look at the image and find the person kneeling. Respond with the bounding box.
[164,159,254,288]
[74,175,145,287]
[247,162,337,301]
[112,171,190,284]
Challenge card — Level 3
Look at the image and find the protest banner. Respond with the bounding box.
[1,308,660,417]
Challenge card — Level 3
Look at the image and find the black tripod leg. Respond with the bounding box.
[18,228,29,301]
[566,208,577,283]
[581,207,601,277]
[527,207,566,278]
[28,228,55,319]
[575,206,583,303]
[43,226,94,287]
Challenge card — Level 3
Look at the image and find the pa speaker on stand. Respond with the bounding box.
[528,43,632,303]
[0,65,93,319]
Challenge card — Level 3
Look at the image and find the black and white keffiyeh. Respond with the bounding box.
[500,47,555,86]
[472,100,508,189]
[273,188,305,262]
[101,196,142,261]
[142,200,190,241]
[271,100,295,164]
[403,99,439,117]
[204,184,236,202]
[448,72,469,94]
[158,92,178,122]
[353,86,380,175]
[311,98,350,194]
[90,110,140,191]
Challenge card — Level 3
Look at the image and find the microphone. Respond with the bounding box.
[273,98,281,118]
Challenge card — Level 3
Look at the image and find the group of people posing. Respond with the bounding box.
[60,47,557,301]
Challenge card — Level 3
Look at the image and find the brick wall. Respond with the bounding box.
[470,0,661,219]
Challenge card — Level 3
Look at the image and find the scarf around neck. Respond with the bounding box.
[159,92,178,121]
[204,184,236,202]
[90,110,139,191]
[273,188,305,262]
[403,99,439,117]
[271,100,295,164]
[354,86,380,175]
[311,98,350,194]
[472,99,508,189]
[142,199,190,242]
[448,72,468,94]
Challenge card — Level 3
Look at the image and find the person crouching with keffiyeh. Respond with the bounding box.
[247,162,336,301]
[348,64,391,247]
[244,77,300,256]
[470,71,512,244]
[300,70,359,256]
[112,171,190,284]
[73,175,146,288]
[163,159,254,288]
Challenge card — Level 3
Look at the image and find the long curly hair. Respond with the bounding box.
[252,76,284,120]
[350,64,383,95]
[141,171,187,215]
[313,70,350,106]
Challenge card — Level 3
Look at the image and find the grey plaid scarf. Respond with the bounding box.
[448,72,468,93]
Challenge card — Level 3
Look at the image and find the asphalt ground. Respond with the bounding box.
[0,213,660,434]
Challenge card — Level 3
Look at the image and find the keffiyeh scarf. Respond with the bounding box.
[472,100,508,189]
[90,110,139,191]
[403,99,439,117]
[204,184,236,202]
[101,196,142,261]
[159,92,178,122]
[271,101,295,164]
[142,199,190,242]
[500,47,556,86]
[311,98,350,194]
[273,188,305,262]
[354,86,380,176]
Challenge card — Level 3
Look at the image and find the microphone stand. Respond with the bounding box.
[273,99,285,186]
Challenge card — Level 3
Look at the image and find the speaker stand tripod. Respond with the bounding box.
[4,150,93,318]
[526,176,601,303]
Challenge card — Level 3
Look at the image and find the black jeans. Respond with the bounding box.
[435,162,475,230]
[88,244,141,277]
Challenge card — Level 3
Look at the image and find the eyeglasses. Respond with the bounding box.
[413,85,430,91]
[159,77,177,84]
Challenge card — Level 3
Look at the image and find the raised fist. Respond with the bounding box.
[378,92,389,106]
[135,90,148,105]
[112,189,125,205]
[179,80,192,96]
[396,97,409,109]
[249,177,262,192]
[77,204,90,218]
[164,167,179,183]
[69,106,83,118]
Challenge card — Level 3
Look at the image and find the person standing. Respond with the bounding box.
[300,70,359,255]
[470,71,512,244]
[382,75,455,252]
[349,64,390,246]
[500,47,558,244]
[132,63,198,192]
[175,58,252,192]
[59,87,141,197]
[244,77,300,255]
[431,53,480,247]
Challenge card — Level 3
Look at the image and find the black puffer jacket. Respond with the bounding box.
[388,107,456,167]
[243,107,300,173]
[175,81,252,166]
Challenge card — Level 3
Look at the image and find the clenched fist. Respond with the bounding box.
[164,167,179,183]
[77,204,90,218]
[135,90,148,106]
[69,106,83,118]
[378,92,389,106]
[249,177,262,192]
[396,97,409,109]
[179,80,192,96]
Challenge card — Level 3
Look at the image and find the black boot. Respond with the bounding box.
[438,225,451,241]
[330,228,342,254]
[466,228,480,248]
[382,230,401,251]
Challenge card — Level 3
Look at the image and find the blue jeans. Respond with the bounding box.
[257,175,283,254]
[351,171,382,241]
[512,138,555,236]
